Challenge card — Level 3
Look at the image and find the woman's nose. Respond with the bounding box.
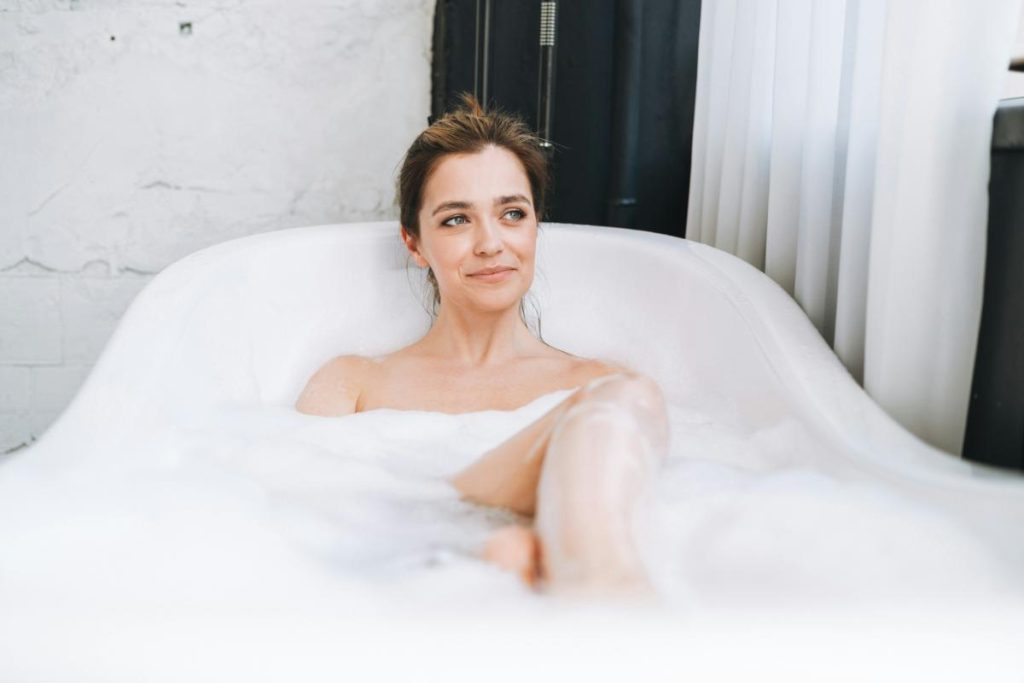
[474,218,504,256]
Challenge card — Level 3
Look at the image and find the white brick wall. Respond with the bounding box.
[0,0,435,452]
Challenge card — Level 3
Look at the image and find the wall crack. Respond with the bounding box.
[27,178,73,217]
[1,257,157,276]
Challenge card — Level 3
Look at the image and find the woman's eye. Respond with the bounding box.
[503,208,525,221]
[442,215,468,227]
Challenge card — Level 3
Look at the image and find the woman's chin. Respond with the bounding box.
[470,293,528,314]
[442,282,532,314]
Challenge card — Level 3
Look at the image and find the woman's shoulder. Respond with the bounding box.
[311,353,380,377]
[295,354,378,417]
[570,356,633,384]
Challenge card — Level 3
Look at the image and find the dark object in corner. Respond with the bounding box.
[963,97,1024,472]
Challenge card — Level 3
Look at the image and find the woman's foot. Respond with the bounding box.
[481,524,542,587]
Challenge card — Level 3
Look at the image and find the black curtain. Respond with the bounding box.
[432,0,701,237]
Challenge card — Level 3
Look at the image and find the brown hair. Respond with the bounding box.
[397,93,550,329]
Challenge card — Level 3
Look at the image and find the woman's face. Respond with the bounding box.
[403,144,538,315]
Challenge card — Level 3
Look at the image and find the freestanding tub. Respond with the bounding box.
[2,221,1024,680]
[33,220,1024,507]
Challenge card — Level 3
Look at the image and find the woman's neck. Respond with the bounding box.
[416,303,540,368]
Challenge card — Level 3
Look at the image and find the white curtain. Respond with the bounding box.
[686,0,1022,455]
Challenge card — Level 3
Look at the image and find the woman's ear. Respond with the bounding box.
[400,225,429,269]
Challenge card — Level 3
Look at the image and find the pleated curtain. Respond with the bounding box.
[686,0,1022,455]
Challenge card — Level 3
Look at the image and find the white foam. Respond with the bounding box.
[1,391,1017,619]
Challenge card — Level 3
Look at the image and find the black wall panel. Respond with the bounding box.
[963,98,1024,472]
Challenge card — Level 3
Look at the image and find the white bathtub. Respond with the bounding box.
[3,221,1024,680]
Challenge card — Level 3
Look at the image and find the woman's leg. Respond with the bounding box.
[459,373,670,593]
[450,384,588,517]
[533,374,669,593]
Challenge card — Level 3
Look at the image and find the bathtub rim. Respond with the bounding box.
[29,220,1024,496]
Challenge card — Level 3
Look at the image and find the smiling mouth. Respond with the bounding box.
[469,268,516,281]
[469,267,515,276]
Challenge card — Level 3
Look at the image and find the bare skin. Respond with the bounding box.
[453,369,669,596]
[295,145,670,597]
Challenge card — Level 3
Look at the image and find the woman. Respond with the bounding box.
[296,95,670,596]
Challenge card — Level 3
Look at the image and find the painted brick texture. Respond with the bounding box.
[0,0,434,451]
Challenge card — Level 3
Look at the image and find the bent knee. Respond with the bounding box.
[558,395,668,457]
[581,372,666,415]
[574,373,669,453]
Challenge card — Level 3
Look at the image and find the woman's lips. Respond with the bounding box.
[469,268,515,282]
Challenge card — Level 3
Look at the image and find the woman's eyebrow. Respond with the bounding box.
[431,194,532,216]
[432,200,472,216]
[495,194,532,206]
